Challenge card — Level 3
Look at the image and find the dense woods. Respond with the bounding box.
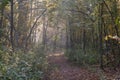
[0,0,120,80]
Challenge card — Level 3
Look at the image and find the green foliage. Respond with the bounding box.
[66,48,99,65]
[0,28,4,38]
[65,49,76,62]
[0,47,48,80]
[115,17,120,27]
[0,0,10,9]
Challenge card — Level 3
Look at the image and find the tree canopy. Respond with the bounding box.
[0,0,120,80]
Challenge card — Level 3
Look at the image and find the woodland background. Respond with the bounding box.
[0,0,120,80]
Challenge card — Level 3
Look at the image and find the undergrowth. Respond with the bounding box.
[0,47,48,80]
[65,48,100,65]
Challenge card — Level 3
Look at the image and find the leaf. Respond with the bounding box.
[115,17,120,25]
[0,0,10,9]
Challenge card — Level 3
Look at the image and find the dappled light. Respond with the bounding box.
[0,0,120,80]
[47,52,64,57]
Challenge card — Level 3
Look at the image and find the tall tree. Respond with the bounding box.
[10,0,14,50]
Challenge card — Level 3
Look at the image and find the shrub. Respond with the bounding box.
[0,47,48,80]
[65,48,100,65]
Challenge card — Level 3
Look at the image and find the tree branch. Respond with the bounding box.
[65,9,95,22]
[103,0,119,36]
[25,9,47,49]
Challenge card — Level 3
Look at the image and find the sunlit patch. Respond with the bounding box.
[104,35,113,40]
[46,52,64,57]
[104,35,120,41]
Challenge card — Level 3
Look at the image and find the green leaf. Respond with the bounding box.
[115,17,120,25]
[0,0,10,9]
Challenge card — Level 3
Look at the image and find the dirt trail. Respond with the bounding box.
[46,52,99,80]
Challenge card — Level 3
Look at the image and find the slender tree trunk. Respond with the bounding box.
[42,15,46,50]
[82,28,86,54]
[0,8,4,29]
[53,17,59,51]
[10,0,14,51]
[66,29,69,49]
[99,2,104,69]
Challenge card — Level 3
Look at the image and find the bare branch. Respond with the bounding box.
[65,9,95,22]
[25,9,47,49]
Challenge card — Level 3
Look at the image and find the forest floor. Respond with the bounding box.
[44,52,120,80]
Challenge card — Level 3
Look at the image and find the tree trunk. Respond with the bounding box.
[10,0,14,51]
[0,8,4,29]
[99,2,104,69]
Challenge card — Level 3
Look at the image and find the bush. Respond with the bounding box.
[65,48,100,65]
[0,47,48,80]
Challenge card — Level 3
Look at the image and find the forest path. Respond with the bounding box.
[46,52,99,80]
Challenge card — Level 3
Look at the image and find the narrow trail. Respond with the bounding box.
[46,52,99,80]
